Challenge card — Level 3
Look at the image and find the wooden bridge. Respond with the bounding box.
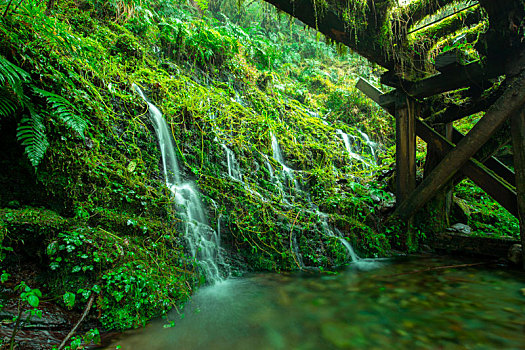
[261,0,525,265]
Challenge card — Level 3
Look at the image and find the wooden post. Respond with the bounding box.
[511,109,525,269]
[445,123,454,217]
[395,95,417,249]
[396,95,417,206]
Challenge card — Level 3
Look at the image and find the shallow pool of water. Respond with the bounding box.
[104,256,525,349]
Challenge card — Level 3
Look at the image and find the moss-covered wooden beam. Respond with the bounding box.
[261,0,457,70]
[409,5,482,45]
[425,80,505,125]
[396,0,462,31]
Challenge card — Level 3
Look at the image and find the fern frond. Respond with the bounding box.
[16,110,49,168]
[0,90,17,117]
[0,55,29,99]
[32,87,88,138]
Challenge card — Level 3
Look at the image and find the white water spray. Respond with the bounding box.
[134,84,225,284]
[220,143,243,182]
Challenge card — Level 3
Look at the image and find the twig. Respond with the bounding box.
[2,0,14,18]
[9,307,23,350]
[380,262,487,278]
[57,294,95,350]
[13,0,25,13]
[289,210,302,270]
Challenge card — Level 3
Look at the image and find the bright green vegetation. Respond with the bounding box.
[0,0,519,346]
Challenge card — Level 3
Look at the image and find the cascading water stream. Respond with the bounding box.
[220,143,242,182]
[270,132,362,267]
[336,129,373,169]
[356,129,377,162]
[271,133,300,193]
[133,84,226,284]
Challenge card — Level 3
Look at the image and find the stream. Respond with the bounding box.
[104,256,525,349]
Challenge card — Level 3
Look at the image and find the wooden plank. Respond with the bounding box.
[380,61,487,107]
[356,78,383,105]
[394,70,525,220]
[416,119,518,217]
[511,110,525,269]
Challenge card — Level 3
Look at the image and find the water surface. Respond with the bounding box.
[105,256,525,349]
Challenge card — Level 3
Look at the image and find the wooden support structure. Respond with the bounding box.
[356,77,520,219]
[394,70,525,220]
[451,128,515,187]
[416,120,518,217]
[511,110,525,269]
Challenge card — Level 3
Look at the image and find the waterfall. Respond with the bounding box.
[356,129,377,162]
[133,84,225,284]
[270,132,362,268]
[271,133,300,193]
[220,143,242,182]
[134,86,181,186]
[336,129,373,169]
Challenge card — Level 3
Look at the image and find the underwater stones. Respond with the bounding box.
[507,244,522,265]
[321,322,364,348]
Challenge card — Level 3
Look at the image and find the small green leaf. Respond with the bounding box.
[27,295,39,307]
[63,292,75,308]
[1,271,10,283]
[46,241,58,256]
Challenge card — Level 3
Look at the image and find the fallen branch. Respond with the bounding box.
[380,262,487,278]
[57,294,95,350]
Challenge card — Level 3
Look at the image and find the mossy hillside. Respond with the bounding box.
[0,0,395,331]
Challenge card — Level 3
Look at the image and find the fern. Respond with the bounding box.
[16,109,49,168]
[32,86,88,138]
[0,89,17,117]
[0,55,29,99]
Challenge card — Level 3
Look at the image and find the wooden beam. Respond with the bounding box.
[415,119,518,217]
[380,61,489,107]
[356,78,382,105]
[380,52,525,108]
[511,110,525,269]
[357,76,518,216]
[394,70,525,220]
[425,80,506,125]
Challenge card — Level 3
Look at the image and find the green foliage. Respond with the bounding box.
[0,0,398,335]
[52,328,101,350]
[16,111,49,167]
[1,276,43,350]
[32,87,88,138]
[455,179,519,238]
[0,54,29,100]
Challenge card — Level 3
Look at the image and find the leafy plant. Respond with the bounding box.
[0,275,44,350]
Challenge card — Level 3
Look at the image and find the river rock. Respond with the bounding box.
[446,223,471,234]
[507,244,523,265]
